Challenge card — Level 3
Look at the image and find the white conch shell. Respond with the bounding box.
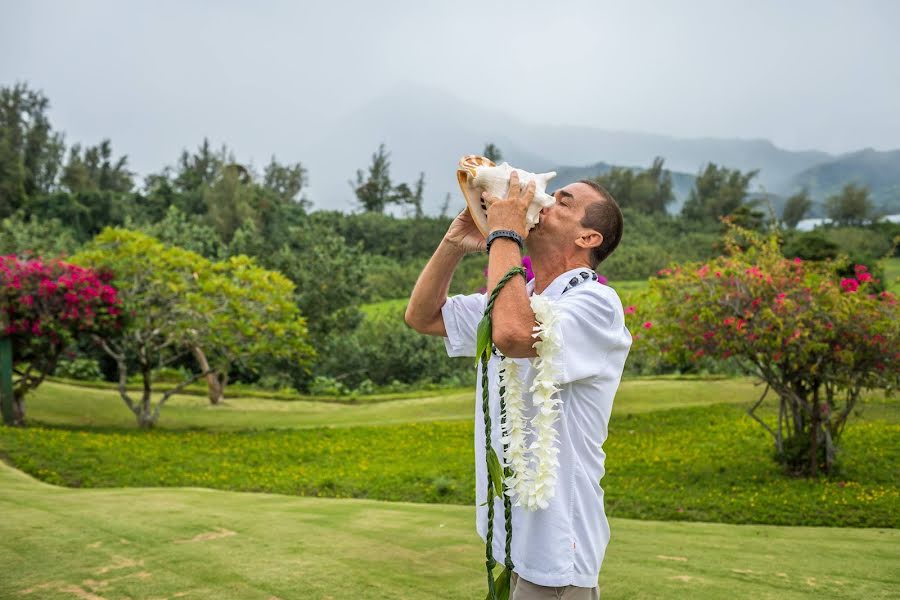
[457,155,557,236]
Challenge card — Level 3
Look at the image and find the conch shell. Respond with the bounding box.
[456,155,557,236]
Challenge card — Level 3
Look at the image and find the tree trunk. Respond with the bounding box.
[809,391,820,477]
[11,393,25,426]
[137,364,155,429]
[192,346,223,405]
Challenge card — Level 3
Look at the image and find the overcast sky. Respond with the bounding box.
[2,0,898,178]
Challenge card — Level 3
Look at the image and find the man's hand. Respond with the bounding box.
[484,170,535,238]
[444,208,487,254]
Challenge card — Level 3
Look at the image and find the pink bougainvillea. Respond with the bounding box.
[1,255,123,424]
[621,226,898,477]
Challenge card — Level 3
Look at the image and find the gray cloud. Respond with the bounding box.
[2,0,898,182]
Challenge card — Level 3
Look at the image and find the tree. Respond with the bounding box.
[782,189,812,229]
[72,228,315,426]
[632,224,899,476]
[394,172,425,218]
[681,163,758,224]
[825,183,873,226]
[193,255,314,403]
[202,165,259,243]
[0,255,122,425]
[61,139,134,194]
[351,143,395,213]
[263,155,309,208]
[483,143,503,163]
[594,157,674,214]
[0,83,65,217]
[229,218,366,342]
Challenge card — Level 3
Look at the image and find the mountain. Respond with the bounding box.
[298,83,894,216]
[785,148,900,215]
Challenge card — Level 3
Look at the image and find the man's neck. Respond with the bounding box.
[530,251,593,295]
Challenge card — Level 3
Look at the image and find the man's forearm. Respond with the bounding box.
[404,239,467,336]
[487,239,537,358]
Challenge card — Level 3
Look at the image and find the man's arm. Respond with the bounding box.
[404,209,485,337]
[485,173,539,358]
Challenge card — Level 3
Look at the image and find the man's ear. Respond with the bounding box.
[574,230,603,250]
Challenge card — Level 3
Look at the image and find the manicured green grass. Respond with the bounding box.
[21,378,769,431]
[3,390,896,527]
[0,462,896,599]
[884,256,900,294]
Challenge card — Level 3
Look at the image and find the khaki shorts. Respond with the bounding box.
[510,572,600,600]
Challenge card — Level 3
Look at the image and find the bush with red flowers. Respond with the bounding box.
[0,255,122,425]
[627,225,899,476]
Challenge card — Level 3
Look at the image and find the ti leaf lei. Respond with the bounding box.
[475,266,565,600]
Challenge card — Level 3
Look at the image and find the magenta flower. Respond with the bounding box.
[840,278,859,293]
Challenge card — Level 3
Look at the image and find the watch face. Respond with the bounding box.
[456,155,495,236]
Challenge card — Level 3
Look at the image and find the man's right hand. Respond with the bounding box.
[444,209,486,254]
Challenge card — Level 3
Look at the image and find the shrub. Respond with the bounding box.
[635,224,899,476]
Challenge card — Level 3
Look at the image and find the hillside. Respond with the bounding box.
[787,148,900,214]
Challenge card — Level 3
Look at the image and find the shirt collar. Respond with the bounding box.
[526,267,597,299]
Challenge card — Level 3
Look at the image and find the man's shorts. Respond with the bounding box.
[510,572,600,600]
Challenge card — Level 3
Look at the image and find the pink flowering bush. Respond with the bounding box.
[629,225,898,476]
[0,255,122,425]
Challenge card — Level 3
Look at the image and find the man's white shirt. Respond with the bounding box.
[441,268,632,588]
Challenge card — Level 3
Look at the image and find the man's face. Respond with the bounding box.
[532,182,601,242]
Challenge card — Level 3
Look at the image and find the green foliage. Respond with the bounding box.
[318,299,471,389]
[636,224,899,475]
[0,214,80,257]
[61,139,134,194]
[53,357,103,381]
[22,191,136,242]
[681,163,758,224]
[599,208,719,280]
[140,205,226,259]
[229,217,366,343]
[825,183,874,226]
[72,229,314,426]
[592,157,674,214]
[352,143,393,213]
[781,188,812,229]
[351,143,426,215]
[0,83,65,218]
[1,399,895,527]
[262,154,309,206]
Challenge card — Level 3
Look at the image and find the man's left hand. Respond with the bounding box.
[483,170,535,238]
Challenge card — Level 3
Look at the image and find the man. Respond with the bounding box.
[405,172,631,599]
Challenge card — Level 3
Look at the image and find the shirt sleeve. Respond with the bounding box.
[551,287,633,385]
[441,292,487,357]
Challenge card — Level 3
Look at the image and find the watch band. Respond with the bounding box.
[485,229,524,253]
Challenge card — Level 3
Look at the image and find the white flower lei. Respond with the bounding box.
[498,294,563,511]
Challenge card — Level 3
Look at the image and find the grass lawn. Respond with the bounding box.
[2,380,896,527]
[21,377,768,431]
[884,256,900,294]
[1,462,897,600]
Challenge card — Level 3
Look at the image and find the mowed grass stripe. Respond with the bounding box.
[2,403,896,527]
[0,462,896,600]
[27,377,774,431]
